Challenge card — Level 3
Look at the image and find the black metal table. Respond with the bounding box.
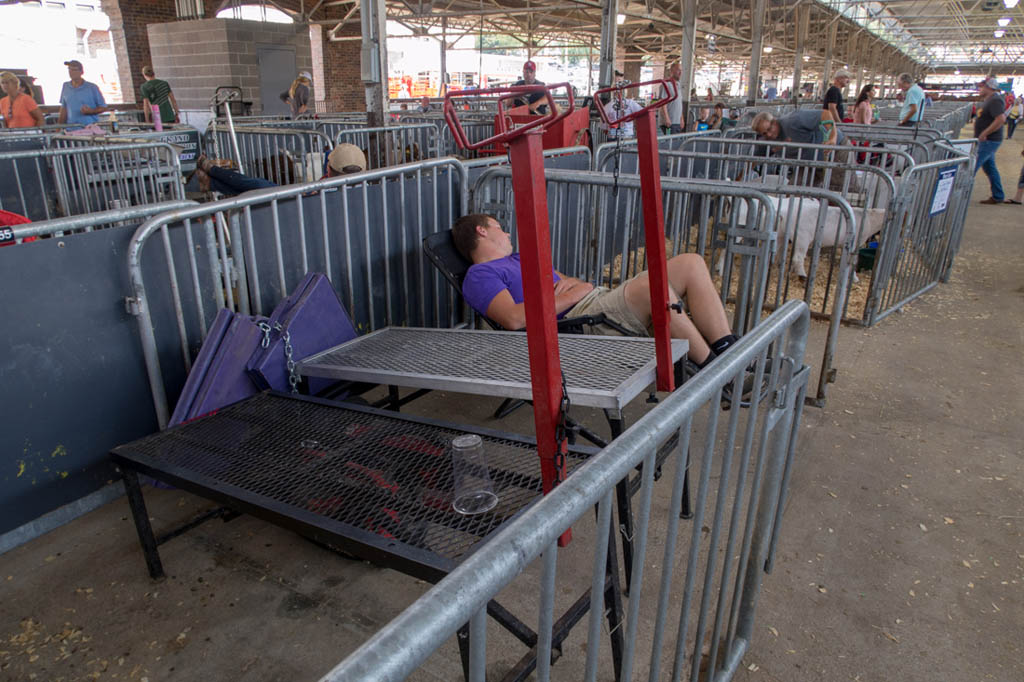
[297,327,691,581]
[112,391,623,682]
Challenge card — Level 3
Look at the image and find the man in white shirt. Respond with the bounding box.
[604,90,643,139]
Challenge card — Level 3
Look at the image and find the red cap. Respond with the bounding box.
[523,60,537,71]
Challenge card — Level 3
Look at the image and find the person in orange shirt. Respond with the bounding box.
[1,71,44,128]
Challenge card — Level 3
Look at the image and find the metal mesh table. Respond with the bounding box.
[111,392,596,581]
[298,327,688,411]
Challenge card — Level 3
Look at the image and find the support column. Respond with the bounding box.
[822,18,838,100]
[747,0,768,106]
[360,0,389,127]
[679,0,698,128]
[598,0,619,92]
[440,17,448,96]
[791,2,809,104]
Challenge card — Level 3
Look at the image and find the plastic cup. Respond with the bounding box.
[450,434,498,515]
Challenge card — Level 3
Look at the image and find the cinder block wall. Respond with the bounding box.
[147,18,312,114]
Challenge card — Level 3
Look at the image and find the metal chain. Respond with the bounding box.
[612,130,622,197]
[552,369,571,485]
[259,321,300,393]
[281,328,299,393]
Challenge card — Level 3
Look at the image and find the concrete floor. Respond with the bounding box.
[1,133,1021,682]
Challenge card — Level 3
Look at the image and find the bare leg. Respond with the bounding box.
[622,254,730,364]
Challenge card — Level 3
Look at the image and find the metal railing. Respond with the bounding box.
[127,158,468,428]
[471,168,778,342]
[336,123,440,169]
[0,142,184,221]
[0,200,196,242]
[866,141,975,325]
[322,299,812,682]
[592,129,724,173]
[203,125,334,183]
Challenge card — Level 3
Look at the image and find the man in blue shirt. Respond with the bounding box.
[58,59,107,126]
[897,73,924,126]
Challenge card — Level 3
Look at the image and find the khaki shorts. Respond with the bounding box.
[565,278,650,336]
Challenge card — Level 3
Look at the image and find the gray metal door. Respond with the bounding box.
[257,46,296,116]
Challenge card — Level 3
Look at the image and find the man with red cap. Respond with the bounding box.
[512,60,548,114]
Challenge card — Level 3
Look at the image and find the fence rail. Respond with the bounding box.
[336,123,440,169]
[0,141,184,221]
[321,299,812,682]
[203,125,333,183]
[128,158,468,427]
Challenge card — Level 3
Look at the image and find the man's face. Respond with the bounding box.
[755,120,781,140]
[899,80,911,92]
[420,97,429,106]
[523,67,536,84]
[979,84,994,98]
[838,76,850,88]
[67,65,83,81]
[670,64,681,80]
[481,218,513,256]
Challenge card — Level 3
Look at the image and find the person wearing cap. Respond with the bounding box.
[283,72,312,119]
[140,66,179,125]
[974,76,1007,205]
[1,71,44,128]
[896,73,924,127]
[189,144,366,197]
[418,96,432,114]
[512,60,547,115]
[57,59,106,126]
[823,69,851,124]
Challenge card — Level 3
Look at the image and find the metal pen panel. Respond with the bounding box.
[321,300,812,682]
[127,158,468,427]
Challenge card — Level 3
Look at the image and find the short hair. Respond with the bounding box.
[897,73,913,85]
[452,214,496,262]
[750,111,774,132]
[834,69,852,81]
[142,65,155,77]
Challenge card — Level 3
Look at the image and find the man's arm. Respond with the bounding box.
[29,105,44,127]
[484,278,594,330]
[57,106,67,124]
[826,102,840,123]
[900,102,917,125]
[142,96,152,122]
[169,92,180,123]
[819,109,837,145]
[978,112,1006,141]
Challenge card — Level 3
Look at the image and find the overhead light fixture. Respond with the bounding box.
[763,45,773,53]
[955,68,961,75]
[616,13,625,24]
[1004,0,1019,8]
[803,54,811,61]
[997,17,1012,26]
[994,29,1005,37]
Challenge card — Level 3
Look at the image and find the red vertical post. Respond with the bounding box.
[507,130,569,499]
[633,110,675,392]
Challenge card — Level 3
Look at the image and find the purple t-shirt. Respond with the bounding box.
[462,254,562,318]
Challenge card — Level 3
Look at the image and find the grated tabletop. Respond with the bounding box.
[298,328,687,410]
[112,393,594,577]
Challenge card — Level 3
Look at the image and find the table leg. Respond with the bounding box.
[121,469,165,580]
[604,411,635,592]
[604,509,627,682]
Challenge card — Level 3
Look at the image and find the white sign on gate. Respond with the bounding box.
[929,165,958,216]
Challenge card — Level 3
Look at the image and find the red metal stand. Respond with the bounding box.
[444,84,574,516]
[595,79,678,392]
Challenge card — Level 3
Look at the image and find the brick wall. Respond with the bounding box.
[100,0,177,104]
[148,18,312,114]
[104,0,361,114]
[321,23,364,112]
